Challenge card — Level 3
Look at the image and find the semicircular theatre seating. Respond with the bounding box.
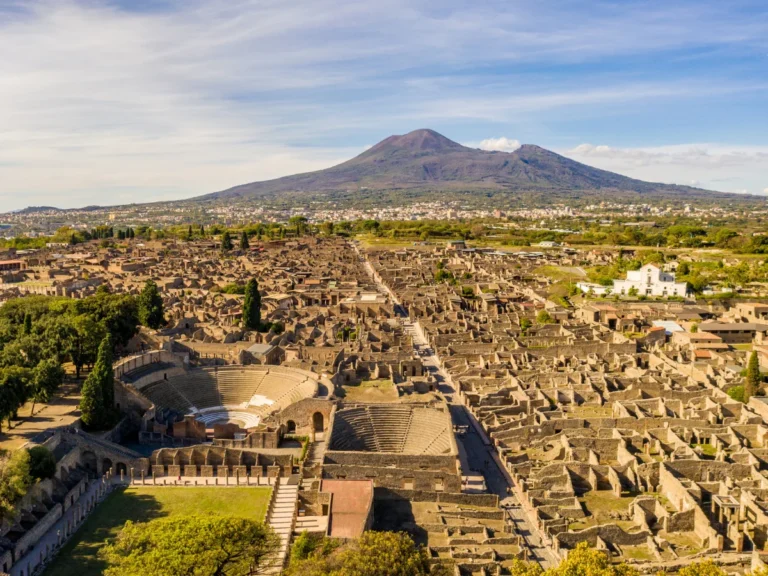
[194,410,263,429]
[330,405,453,455]
[141,366,318,418]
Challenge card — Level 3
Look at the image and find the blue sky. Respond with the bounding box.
[0,0,767,210]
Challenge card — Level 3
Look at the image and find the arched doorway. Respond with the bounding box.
[312,412,324,433]
[286,420,296,434]
[116,462,128,478]
[102,458,113,476]
[81,451,97,477]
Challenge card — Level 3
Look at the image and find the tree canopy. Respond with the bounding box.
[746,350,760,402]
[284,531,448,576]
[0,449,31,521]
[138,279,165,329]
[536,310,554,324]
[79,333,116,430]
[27,445,56,481]
[221,231,234,251]
[243,278,262,331]
[99,514,279,576]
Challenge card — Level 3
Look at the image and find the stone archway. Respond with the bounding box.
[116,462,128,478]
[286,420,297,434]
[81,451,97,477]
[312,412,324,433]
[102,458,113,476]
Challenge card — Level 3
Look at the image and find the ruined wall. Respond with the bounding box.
[268,398,335,435]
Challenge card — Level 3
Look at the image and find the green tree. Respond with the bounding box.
[221,231,234,251]
[677,262,690,276]
[27,445,56,481]
[547,542,637,576]
[243,279,262,331]
[240,231,250,250]
[690,323,698,333]
[138,280,165,329]
[79,334,115,430]
[536,310,554,324]
[65,314,105,379]
[727,385,745,403]
[746,350,760,402]
[289,216,308,236]
[520,318,532,333]
[0,449,31,521]
[23,313,32,335]
[678,560,726,576]
[99,515,279,576]
[29,359,65,414]
[0,367,31,427]
[509,559,543,576]
[285,531,437,576]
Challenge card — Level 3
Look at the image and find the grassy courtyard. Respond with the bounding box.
[45,486,271,576]
[339,379,399,402]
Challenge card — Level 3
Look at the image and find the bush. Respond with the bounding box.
[27,446,56,481]
[727,386,745,403]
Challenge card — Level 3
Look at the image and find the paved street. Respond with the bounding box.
[356,242,558,569]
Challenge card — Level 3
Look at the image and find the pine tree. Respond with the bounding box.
[80,334,114,429]
[243,279,262,330]
[746,350,760,402]
[221,231,233,251]
[138,280,165,329]
[240,231,250,250]
[23,313,32,335]
[200,224,205,237]
[187,225,193,240]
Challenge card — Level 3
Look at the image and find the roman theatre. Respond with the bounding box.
[118,359,323,434]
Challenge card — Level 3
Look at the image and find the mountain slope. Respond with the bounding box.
[197,129,712,200]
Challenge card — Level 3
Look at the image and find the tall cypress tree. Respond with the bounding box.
[138,280,165,329]
[746,350,760,402]
[221,231,233,252]
[80,334,114,430]
[243,279,262,330]
[240,231,250,250]
[23,313,32,335]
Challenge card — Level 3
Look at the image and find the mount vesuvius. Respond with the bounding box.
[196,129,720,202]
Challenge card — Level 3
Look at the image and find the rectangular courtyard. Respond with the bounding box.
[45,486,272,576]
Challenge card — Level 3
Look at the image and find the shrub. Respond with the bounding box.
[28,446,56,481]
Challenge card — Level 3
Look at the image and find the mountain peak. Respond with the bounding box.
[199,128,714,201]
[366,129,467,155]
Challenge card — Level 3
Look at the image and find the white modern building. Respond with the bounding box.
[577,264,688,298]
[613,264,687,297]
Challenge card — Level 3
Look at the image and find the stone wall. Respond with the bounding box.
[374,487,499,508]
[113,350,183,380]
[267,398,335,436]
[213,428,281,449]
[556,524,650,549]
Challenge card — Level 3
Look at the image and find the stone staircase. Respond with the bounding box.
[307,439,326,465]
[262,478,299,574]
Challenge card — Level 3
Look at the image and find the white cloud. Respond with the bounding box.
[562,143,768,195]
[0,0,766,209]
[477,137,521,152]
[764,188,768,194]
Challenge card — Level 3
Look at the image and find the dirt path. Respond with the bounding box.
[0,383,82,451]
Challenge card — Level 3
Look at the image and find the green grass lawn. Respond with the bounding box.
[339,379,399,402]
[45,486,271,576]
